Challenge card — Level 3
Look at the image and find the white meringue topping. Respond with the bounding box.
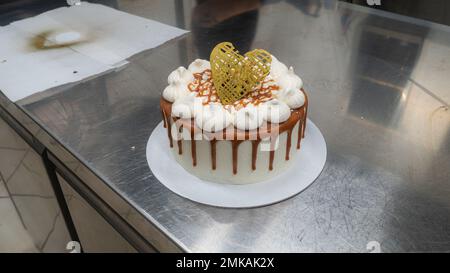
[276,88,305,109]
[168,66,194,85]
[162,82,191,102]
[194,103,233,132]
[188,59,211,74]
[269,55,288,80]
[277,66,303,92]
[261,99,291,123]
[172,93,201,119]
[234,104,264,131]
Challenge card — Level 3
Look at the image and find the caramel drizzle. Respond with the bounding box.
[251,140,261,170]
[188,70,218,105]
[297,89,308,149]
[210,140,217,170]
[169,117,183,152]
[269,151,275,171]
[232,80,279,110]
[286,127,293,160]
[160,85,309,175]
[177,140,182,155]
[297,111,304,149]
[161,109,167,128]
[162,110,173,148]
[268,133,277,171]
[232,140,242,174]
[190,119,197,166]
[302,89,308,138]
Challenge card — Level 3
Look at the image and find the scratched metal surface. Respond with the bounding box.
[8,0,450,252]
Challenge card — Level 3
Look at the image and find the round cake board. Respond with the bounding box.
[146,119,327,208]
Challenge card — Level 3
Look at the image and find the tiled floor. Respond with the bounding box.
[0,117,72,252]
[0,117,40,252]
[0,177,7,197]
[0,177,39,252]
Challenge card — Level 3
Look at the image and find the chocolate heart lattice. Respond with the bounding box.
[210,42,272,104]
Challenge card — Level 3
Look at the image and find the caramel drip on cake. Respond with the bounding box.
[269,151,275,171]
[169,117,183,155]
[190,119,197,166]
[161,109,167,128]
[177,140,182,155]
[301,89,308,138]
[297,89,308,149]
[167,119,173,148]
[232,140,243,174]
[297,111,304,149]
[251,140,261,170]
[176,120,183,154]
[268,134,277,171]
[210,140,217,170]
[160,103,173,147]
[286,127,293,160]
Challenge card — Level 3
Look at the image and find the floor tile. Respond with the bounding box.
[0,118,28,150]
[0,178,8,197]
[0,198,39,252]
[12,195,60,250]
[0,148,27,182]
[7,150,53,196]
[42,213,71,253]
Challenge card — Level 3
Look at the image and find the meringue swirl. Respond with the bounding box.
[188,59,211,74]
[162,82,190,102]
[234,104,264,131]
[194,103,233,132]
[168,66,194,85]
[261,99,291,123]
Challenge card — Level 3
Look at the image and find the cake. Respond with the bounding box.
[160,42,308,184]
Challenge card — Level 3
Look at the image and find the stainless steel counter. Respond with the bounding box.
[1,0,450,252]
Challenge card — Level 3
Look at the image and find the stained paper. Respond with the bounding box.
[0,2,188,102]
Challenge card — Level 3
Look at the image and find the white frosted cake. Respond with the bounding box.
[160,43,308,184]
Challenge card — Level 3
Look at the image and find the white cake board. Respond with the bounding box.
[146,119,327,208]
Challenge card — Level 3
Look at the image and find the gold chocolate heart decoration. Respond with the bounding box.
[210,42,272,104]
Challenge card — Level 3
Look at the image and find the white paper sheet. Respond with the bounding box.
[0,2,188,102]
